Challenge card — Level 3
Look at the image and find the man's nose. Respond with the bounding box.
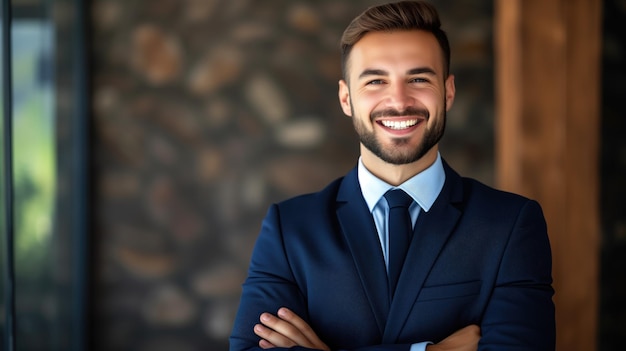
[386,82,415,110]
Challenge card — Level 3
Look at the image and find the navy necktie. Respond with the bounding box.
[384,189,414,299]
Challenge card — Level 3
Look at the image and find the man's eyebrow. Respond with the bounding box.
[358,67,437,79]
[407,67,437,75]
[358,69,388,79]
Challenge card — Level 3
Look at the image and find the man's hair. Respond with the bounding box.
[340,1,451,80]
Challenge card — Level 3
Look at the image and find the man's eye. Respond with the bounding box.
[410,77,428,83]
[367,79,384,85]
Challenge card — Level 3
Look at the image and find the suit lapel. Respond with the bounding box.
[383,162,464,342]
[336,168,390,335]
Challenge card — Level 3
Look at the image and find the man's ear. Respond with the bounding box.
[338,80,352,116]
[444,74,456,111]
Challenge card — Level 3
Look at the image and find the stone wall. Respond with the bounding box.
[90,0,494,350]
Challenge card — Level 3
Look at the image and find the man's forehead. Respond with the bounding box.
[346,31,444,77]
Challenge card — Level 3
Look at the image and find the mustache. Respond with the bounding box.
[370,107,429,121]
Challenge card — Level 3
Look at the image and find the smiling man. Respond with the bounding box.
[229,2,555,351]
[339,29,453,184]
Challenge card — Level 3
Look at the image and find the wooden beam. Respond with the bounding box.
[495,0,601,350]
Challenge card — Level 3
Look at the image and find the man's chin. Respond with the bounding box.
[379,144,438,166]
[377,151,422,165]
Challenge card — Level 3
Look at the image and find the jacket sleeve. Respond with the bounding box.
[229,204,413,351]
[229,204,309,350]
[478,200,556,350]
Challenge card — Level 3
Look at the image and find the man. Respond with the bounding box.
[229,1,555,350]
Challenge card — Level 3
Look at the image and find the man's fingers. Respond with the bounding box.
[276,308,316,342]
[256,309,330,351]
[450,324,479,333]
[258,338,276,349]
[452,324,480,340]
[254,322,296,348]
[277,308,330,350]
[257,312,312,347]
[428,324,481,351]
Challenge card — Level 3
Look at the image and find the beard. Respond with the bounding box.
[351,103,446,165]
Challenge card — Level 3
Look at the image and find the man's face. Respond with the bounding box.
[338,30,455,165]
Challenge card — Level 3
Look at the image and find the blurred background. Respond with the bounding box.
[0,0,623,350]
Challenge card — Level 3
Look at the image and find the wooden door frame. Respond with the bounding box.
[495,0,601,349]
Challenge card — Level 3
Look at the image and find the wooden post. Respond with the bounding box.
[495,0,601,350]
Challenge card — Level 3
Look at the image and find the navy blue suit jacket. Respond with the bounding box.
[230,161,555,350]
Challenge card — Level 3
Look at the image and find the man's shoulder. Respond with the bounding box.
[264,174,353,227]
[456,175,545,223]
[461,176,534,203]
[442,159,534,206]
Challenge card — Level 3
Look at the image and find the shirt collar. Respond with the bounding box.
[358,153,446,213]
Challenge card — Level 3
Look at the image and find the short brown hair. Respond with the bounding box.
[340,1,451,80]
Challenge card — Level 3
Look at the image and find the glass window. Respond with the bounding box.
[1,0,89,350]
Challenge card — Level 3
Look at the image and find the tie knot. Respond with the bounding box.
[384,189,413,209]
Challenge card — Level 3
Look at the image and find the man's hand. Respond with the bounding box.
[426,325,480,351]
[254,307,330,350]
[254,307,478,351]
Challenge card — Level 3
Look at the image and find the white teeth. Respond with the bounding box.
[381,119,418,130]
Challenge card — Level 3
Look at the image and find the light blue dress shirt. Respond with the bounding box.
[357,153,446,351]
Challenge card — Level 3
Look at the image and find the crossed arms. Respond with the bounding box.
[254,307,480,351]
[230,194,555,351]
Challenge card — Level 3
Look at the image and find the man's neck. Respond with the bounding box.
[360,146,439,186]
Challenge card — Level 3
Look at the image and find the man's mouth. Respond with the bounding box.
[380,119,419,130]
